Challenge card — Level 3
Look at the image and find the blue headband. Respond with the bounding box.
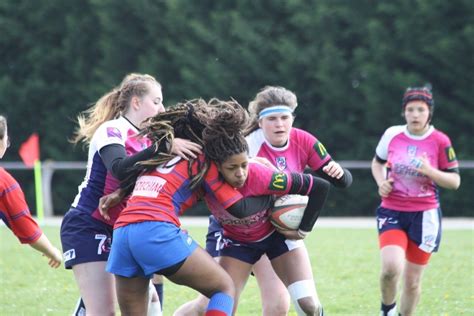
[258,105,293,119]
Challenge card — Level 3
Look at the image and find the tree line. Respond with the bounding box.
[1,0,473,216]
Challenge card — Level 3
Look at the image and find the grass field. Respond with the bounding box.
[1,224,473,315]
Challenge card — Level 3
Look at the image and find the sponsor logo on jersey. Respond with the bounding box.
[63,249,76,262]
[275,157,287,170]
[313,141,328,159]
[407,145,417,157]
[106,127,122,139]
[132,175,167,198]
[268,172,288,191]
[445,146,457,162]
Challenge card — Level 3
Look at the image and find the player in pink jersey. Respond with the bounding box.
[176,86,352,316]
[0,115,62,268]
[60,74,201,316]
[372,87,460,316]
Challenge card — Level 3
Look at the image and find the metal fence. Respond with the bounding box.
[1,160,473,218]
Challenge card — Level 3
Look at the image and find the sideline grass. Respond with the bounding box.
[1,225,472,315]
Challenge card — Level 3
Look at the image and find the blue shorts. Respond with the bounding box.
[219,231,304,264]
[205,215,223,257]
[60,208,113,269]
[376,206,442,253]
[106,221,198,278]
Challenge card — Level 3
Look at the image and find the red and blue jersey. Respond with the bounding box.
[0,168,42,244]
[375,125,459,211]
[115,156,241,229]
[71,116,150,226]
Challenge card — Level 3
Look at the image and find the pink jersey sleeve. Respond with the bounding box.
[238,162,293,197]
[294,129,332,171]
[435,131,459,171]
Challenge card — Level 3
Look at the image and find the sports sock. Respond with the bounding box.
[72,297,86,316]
[154,283,164,310]
[205,292,233,316]
[380,302,397,316]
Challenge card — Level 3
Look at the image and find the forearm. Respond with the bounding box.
[29,234,57,257]
[315,167,352,188]
[226,195,274,219]
[100,143,160,181]
[425,169,460,190]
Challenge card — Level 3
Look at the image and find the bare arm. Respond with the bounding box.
[29,234,62,268]
[416,153,460,190]
[371,157,394,198]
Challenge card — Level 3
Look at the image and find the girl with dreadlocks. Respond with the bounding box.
[105,98,332,316]
[105,99,240,316]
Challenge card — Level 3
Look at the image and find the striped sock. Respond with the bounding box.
[205,292,233,316]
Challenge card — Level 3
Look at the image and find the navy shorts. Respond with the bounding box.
[106,221,198,278]
[60,208,113,269]
[219,230,304,264]
[205,215,223,257]
[376,206,442,253]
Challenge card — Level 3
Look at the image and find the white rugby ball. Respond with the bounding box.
[270,194,309,230]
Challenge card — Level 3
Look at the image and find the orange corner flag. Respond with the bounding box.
[19,133,40,167]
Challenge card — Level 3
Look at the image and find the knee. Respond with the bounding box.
[404,277,422,293]
[296,296,322,315]
[381,264,402,281]
[288,280,321,316]
[262,299,290,316]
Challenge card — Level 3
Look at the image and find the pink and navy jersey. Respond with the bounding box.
[246,127,332,173]
[115,156,242,229]
[205,162,303,242]
[71,116,150,226]
[375,125,459,211]
[0,168,42,244]
[206,127,329,242]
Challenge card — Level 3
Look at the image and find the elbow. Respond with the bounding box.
[447,174,461,190]
[452,178,461,190]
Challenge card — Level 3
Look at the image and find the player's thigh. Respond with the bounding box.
[73,261,115,310]
[270,246,313,286]
[167,247,234,298]
[218,255,252,298]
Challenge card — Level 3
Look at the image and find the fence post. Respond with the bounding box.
[42,160,55,218]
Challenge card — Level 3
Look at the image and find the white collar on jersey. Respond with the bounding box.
[261,129,291,152]
[403,125,435,140]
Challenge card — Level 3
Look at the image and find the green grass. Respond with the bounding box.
[1,225,473,315]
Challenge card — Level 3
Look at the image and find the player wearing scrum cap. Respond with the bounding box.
[371,86,460,316]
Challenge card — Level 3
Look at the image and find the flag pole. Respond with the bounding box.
[34,159,44,225]
[19,133,42,223]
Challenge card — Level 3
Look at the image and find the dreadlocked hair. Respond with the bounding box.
[124,99,212,191]
[203,98,249,164]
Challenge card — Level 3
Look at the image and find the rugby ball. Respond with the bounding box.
[270,194,309,230]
